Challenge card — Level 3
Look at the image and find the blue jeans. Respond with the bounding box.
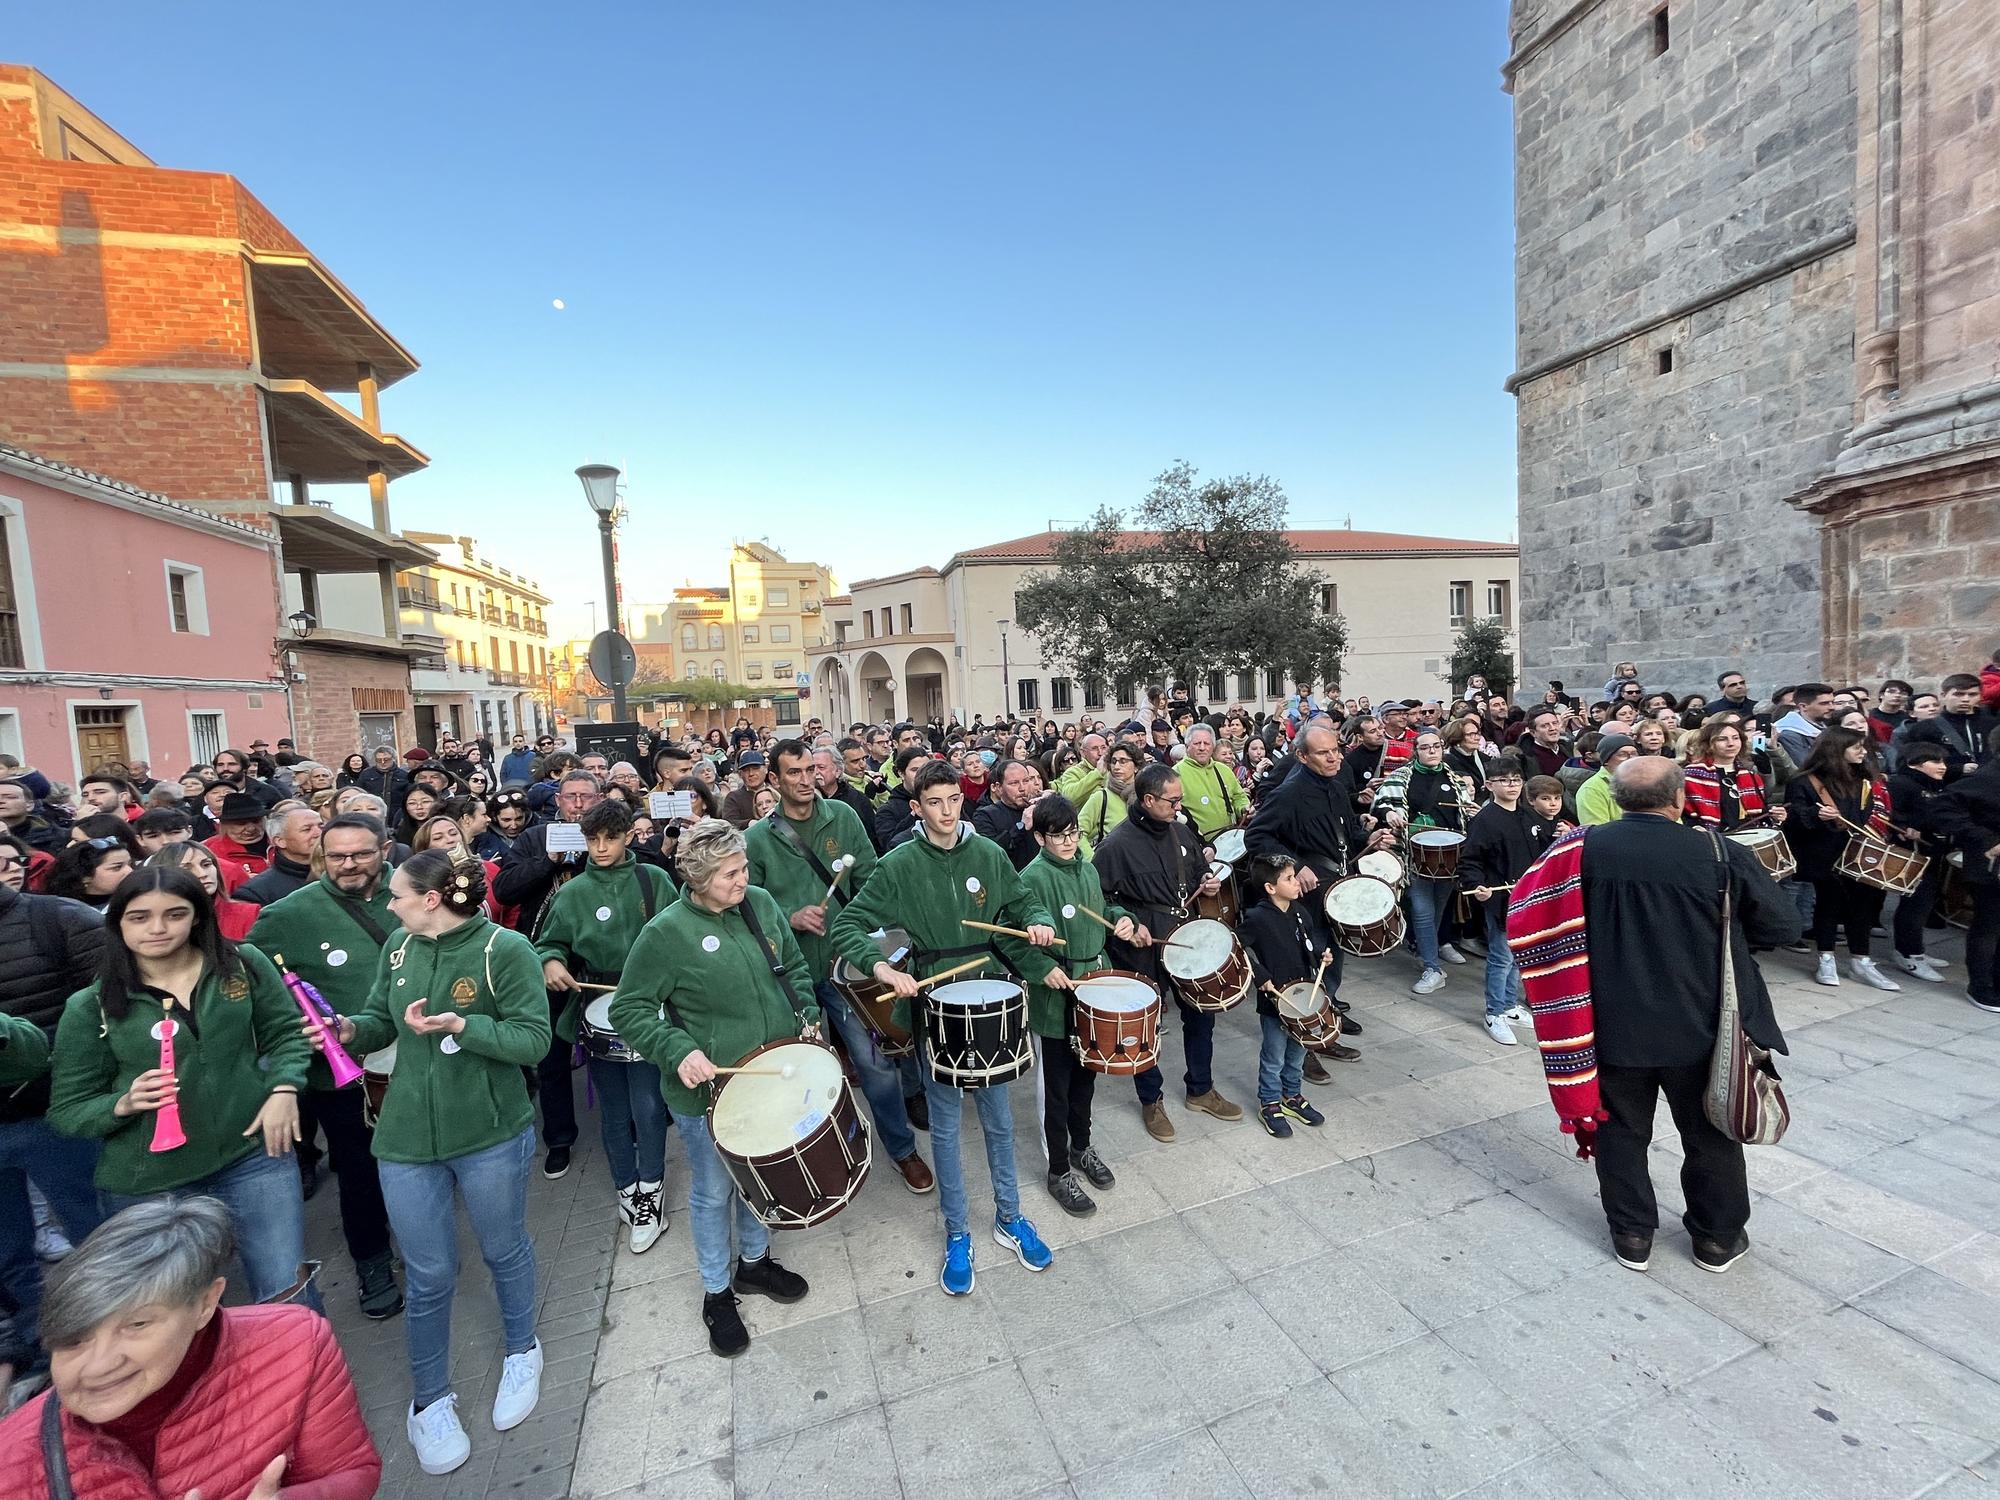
[668,1109,770,1293]
[377,1127,538,1407]
[1482,902,1525,1019]
[816,980,917,1162]
[103,1147,319,1314]
[1407,877,1452,970]
[587,1058,670,1187]
[1257,1015,1304,1105]
[917,1035,1021,1237]
[0,1118,103,1347]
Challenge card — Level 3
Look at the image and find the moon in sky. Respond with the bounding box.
[552,298,566,310]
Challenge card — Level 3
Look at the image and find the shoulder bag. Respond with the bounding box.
[1701,832,1790,1145]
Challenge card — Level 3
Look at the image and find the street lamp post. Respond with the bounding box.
[576,463,627,721]
[997,619,1011,721]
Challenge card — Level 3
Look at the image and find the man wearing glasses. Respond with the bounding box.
[1706,672,1757,721]
[1092,762,1242,1142]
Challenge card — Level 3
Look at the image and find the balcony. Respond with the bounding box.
[397,586,446,613]
[481,605,503,625]
[263,381,427,486]
[506,612,521,628]
[247,251,418,394]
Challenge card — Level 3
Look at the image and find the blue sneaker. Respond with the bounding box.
[1258,1101,1293,1138]
[1281,1094,1324,1128]
[993,1214,1053,1272]
[940,1231,975,1296]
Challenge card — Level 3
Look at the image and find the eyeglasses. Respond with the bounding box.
[1043,827,1081,841]
[82,837,123,851]
[325,850,382,865]
[1150,794,1185,808]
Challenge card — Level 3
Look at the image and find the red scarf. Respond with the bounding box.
[1682,761,1768,828]
[1506,827,1607,1158]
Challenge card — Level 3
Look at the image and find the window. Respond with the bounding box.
[880,608,893,637]
[164,563,207,634]
[746,663,764,681]
[775,698,801,726]
[1265,669,1284,697]
[685,664,699,679]
[454,639,465,668]
[681,624,697,650]
[1082,678,1104,710]
[1652,6,1670,54]
[743,626,760,644]
[768,587,789,607]
[712,661,726,680]
[0,710,21,760]
[169,570,191,632]
[1656,347,1674,375]
[470,641,480,670]
[707,624,724,650]
[489,635,502,671]
[1485,580,1513,627]
[1018,679,1040,713]
[509,641,521,672]
[1115,680,1135,707]
[1449,581,1471,627]
[900,604,913,632]
[1050,678,1072,713]
[772,660,794,679]
[188,711,224,763]
[1317,583,1337,616]
[770,624,791,643]
[863,613,875,639]
[1236,670,1255,701]
[1206,671,1225,702]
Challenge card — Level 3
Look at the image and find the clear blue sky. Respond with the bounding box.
[17,2,1518,641]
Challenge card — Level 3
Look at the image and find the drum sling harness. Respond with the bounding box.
[762,812,852,908]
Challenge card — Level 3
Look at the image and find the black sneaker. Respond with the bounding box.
[1258,1102,1293,1139]
[1692,1233,1750,1275]
[542,1146,572,1180]
[1280,1094,1324,1128]
[1612,1232,1653,1272]
[904,1092,931,1133]
[1320,1042,1362,1062]
[703,1290,750,1357]
[356,1251,405,1319]
[733,1255,808,1303]
[1971,993,2000,1015]
[1072,1145,1116,1190]
[1339,1014,1363,1036]
[1302,1054,1332,1086]
[1046,1170,1096,1217]
[298,1160,322,1202]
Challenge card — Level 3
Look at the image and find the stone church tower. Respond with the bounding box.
[1506,0,1997,694]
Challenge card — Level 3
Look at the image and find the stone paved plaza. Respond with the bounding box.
[309,925,2000,1499]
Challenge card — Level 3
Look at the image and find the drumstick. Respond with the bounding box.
[915,956,991,988]
[1075,906,1119,932]
[574,982,618,993]
[711,1063,797,1078]
[960,919,1066,947]
[819,855,854,908]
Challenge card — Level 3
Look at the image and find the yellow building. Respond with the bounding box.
[396,533,553,744]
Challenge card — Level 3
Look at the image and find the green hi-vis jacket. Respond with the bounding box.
[49,946,311,1195]
[1018,849,1129,1037]
[744,799,879,983]
[0,1012,48,1086]
[532,855,678,1042]
[245,873,400,1091]
[828,822,1058,1036]
[1175,756,1249,839]
[608,886,818,1117]
[345,915,552,1165]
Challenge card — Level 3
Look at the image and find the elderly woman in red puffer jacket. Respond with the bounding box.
[0,1198,379,1500]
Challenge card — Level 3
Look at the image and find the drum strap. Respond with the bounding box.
[736,899,810,1022]
[334,895,391,949]
[631,862,662,922]
[763,812,848,907]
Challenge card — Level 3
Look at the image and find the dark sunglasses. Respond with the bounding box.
[82,837,124,851]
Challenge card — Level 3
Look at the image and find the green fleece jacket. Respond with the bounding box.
[744,798,879,982]
[345,915,552,1164]
[1175,756,1248,839]
[0,1012,49,1085]
[246,873,400,1090]
[608,886,818,1116]
[829,823,1059,1035]
[1054,761,1130,844]
[532,855,678,1042]
[49,947,311,1195]
[1018,849,1128,1037]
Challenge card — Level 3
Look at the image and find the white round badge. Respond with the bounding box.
[702,935,721,953]
[1200,795,1211,805]
[965,877,982,894]
[595,906,613,922]
[327,949,348,968]
[150,1019,177,1042]
[440,1035,461,1055]
[1062,904,1077,919]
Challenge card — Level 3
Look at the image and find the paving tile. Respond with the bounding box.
[1736,1193,1913,1300]
[885,1363,1067,1500]
[1928,1233,2000,1299]
[1120,1134,1261,1211]
[1855,1266,2000,1385]
[1141,1283,1320,1423]
[1773,1169,1983,1263]
[860,1273,1013,1401]
[1270,1159,1426,1246]
[1209,1378,1426,1499]
[1245,1249,1428,1372]
[1083,1212,1235,1316]
[1181,1183,1327,1280]
[1842,1143,2000,1231]
[730,1304,880,1447]
[1455,1446,1637,1499]
[983,1243,1135,1356]
[1427,1118,1578,1188]
[1068,1428,1252,1499]
[1347,1137,1511,1214]
[1019,1321,1202,1475]
[732,1405,901,1498]
[595,1280,710,1379]
[1769,1305,2000,1462]
[1344,1206,1535,1328]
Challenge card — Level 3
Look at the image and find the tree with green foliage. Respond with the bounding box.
[628,679,761,709]
[1444,617,1515,700]
[1012,463,1347,698]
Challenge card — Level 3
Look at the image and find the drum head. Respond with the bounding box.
[871,927,913,965]
[363,1042,397,1075]
[1162,920,1236,980]
[1076,975,1156,1014]
[1326,876,1397,924]
[928,979,1021,1010]
[1274,982,1325,1021]
[1410,830,1465,850]
[1213,829,1246,865]
[583,995,616,1030]
[711,1043,846,1155]
[1357,851,1403,884]
[1727,829,1779,850]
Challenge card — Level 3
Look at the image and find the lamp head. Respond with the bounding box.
[576,464,622,518]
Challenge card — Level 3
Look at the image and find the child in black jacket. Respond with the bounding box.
[1239,855,1354,1139]
[1887,743,1951,981]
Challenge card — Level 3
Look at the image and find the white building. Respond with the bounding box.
[395,533,554,744]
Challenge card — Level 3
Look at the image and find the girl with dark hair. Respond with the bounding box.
[148,840,260,940]
[393,783,439,848]
[677,775,722,822]
[1784,727,1903,991]
[46,838,135,909]
[312,850,551,1474]
[337,753,369,787]
[45,865,317,1309]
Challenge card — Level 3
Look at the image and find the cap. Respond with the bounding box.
[738,750,767,767]
[1596,733,1637,761]
[248,738,270,748]
[218,791,264,822]
[403,748,431,763]
[277,738,295,748]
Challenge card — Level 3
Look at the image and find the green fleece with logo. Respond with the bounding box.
[744,799,879,982]
[1018,848,1128,1037]
[245,873,401,1090]
[532,855,679,1041]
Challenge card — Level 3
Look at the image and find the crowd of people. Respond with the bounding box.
[0,646,1994,1489]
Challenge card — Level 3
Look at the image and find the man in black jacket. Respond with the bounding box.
[874,747,930,852]
[1244,726,1394,894]
[1931,755,2000,1012]
[972,760,1042,870]
[1577,757,1800,1274]
[1901,674,1998,781]
[0,880,106,1363]
[235,804,322,907]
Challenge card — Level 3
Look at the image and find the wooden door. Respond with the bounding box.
[75,708,129,771]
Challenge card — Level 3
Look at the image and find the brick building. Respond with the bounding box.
[0,64,440,761]
[1506,0,1998,692]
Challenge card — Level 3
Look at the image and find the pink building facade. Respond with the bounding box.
[0,445,289,785]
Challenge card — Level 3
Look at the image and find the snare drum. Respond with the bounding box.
[1196,860,1239,928]
[580,995,644,1063]
[1727,826,1796,881]
[1071,970,1162,1075]
[1325,875,1406,957]
[1212,828,1247,866]
[1274,979,1343,1050]
[1408,829,1465,881]
[924,979,1034,1087]
[1161,918,1251,1012]
[1356,849,1405,889]
[709,1040,871,1230]
[361,1042,395,1128]
[1836,834,1929,895]
[832,957,914,1058]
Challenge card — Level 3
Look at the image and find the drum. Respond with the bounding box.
[1071,971,1162,1075]
[1274,979,1343,1050]
[832,925,915,1058]
[1212,828,1247,866]
[1836,834,1929,895]
[1727,826,1796,881]
[361,1042,395,1128]
[1160,918,1251,1012]
[1408,829,1465,881]
[1356,849,1405,889]
[1196,859,1239,928]
[1325,875,1406,957]
[709,1040,871,1230]
[924,979,1034,1088]
[580,995,643,1063]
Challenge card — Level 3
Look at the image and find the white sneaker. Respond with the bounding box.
[1894,955,1944,984]
[1413,968,1447,996]
[629,1180,667,1254]
[1483,1014,1518,1046]
[1439,944,1468,965]
[492,1339,543,1431]
[32,1222,72,1263]
[1502,1005,1529,1025]
[616,1182,639,1227]
[1814,954,1840,986]
[408,1395,471,1475]
[1848,958,1900,992]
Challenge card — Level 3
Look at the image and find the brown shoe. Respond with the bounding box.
[1302,1054,1332,1086]
[1321,1042,1361,1062]
[895,1153,935,1194]
[1142,1101,1177,1143]
[1186,1089,1244,1122]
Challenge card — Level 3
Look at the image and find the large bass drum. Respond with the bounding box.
[709,1040,871,1230]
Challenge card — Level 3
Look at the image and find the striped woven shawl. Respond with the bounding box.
[1505,826,1608,1158]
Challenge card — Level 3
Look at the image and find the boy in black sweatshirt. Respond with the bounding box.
[1459,759,1540,1048]
[1239,854,1355,1139]
[1887,742,1951,982]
